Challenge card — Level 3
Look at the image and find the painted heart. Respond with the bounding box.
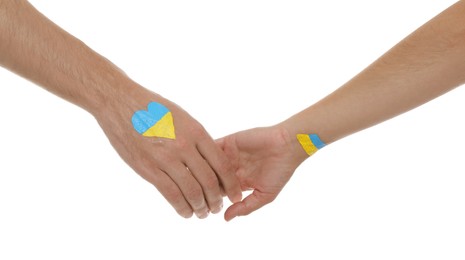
[131,102,176,139]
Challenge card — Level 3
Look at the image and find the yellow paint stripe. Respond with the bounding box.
[297,134,318,156]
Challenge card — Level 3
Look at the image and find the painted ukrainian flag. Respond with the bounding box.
[297,134,326,156]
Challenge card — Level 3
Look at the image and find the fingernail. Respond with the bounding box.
[211,203,223,214]
[197,211,209,219]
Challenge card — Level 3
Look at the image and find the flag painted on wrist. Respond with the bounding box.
[297,133,325,156]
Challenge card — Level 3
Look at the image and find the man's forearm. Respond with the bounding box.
[0,0,242,218]
[0,0,134,115]
[282,0,465,146]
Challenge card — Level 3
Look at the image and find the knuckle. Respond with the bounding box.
[189,124,208,139]
[185,187,204,204]
[137,155,153,168]
[154,152,175,165]
[162,187,183,204]
[217,157,234,176]
[263,195,277,205]
[174,138,190,150]
[204,175,220,191]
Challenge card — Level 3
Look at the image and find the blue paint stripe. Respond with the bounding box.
[309,134,326,149]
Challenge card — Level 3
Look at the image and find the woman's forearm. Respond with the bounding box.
[283,0,465,146]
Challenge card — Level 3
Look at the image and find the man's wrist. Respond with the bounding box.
[89,77,155,122]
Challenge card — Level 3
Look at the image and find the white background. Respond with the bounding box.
[0,1,464,259]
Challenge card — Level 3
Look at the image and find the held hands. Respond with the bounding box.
[94,87,242,219]
[217,125,310,221]
[93,85,311,221]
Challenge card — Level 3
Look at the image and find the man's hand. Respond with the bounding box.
[0,1,241,219]
[217,125,308,221]
[94,88,242,218]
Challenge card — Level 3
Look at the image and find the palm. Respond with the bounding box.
[219,126,305,221]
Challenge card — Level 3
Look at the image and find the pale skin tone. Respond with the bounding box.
[219,0,465,221]
[0,0,242,219]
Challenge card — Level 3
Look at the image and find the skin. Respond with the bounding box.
[219,0,465,221]
[0,0,241,219]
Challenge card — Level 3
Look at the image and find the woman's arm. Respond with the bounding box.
[220,0,465,221]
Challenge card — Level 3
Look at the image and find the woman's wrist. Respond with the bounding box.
[277,110,329,163]
[273,121,313,166]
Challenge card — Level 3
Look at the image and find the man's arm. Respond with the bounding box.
[0,0,241,218]
[220,0,465,221]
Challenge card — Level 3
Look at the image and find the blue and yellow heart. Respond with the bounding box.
[131,102,176,139]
